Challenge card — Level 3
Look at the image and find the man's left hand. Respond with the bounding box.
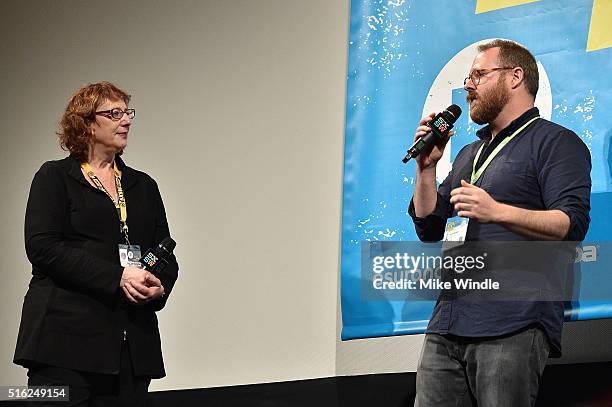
[450,180,502,223]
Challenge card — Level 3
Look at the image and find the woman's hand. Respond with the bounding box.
[120,266,165,305]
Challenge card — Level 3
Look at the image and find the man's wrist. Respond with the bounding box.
[494,202,512,224]
[415,166,437,188]
[416,165,436,177]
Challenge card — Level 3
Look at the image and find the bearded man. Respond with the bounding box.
[409,39,591,406]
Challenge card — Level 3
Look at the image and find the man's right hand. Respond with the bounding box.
[413,112,455,171]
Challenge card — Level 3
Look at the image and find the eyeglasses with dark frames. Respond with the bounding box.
[463,67,515,86]
[95,108,136,120]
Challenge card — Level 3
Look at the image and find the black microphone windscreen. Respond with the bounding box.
[159,237,176,254]
[446,104,462,122]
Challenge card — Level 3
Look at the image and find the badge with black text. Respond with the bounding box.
[118,244,142,268]
[442,216,469,251]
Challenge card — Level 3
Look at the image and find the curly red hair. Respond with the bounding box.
[58,82,131,162]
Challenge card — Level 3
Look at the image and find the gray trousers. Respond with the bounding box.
[414,327,550,407]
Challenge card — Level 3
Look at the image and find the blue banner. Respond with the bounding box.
[341,0,612,340]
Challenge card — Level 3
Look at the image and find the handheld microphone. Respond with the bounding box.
[402,104,462,163]
[139,237,176,274]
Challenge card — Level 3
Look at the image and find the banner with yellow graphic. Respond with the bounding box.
[341,0,612,340]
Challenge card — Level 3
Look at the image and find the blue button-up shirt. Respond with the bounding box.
[408,107,591,356]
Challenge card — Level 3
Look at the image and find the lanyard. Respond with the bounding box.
[471,116,539,184]
[81,161,130,244]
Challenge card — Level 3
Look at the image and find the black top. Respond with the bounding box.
[14,155,179,377]
[408,108,591,356]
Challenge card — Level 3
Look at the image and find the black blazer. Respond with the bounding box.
[14,155,178,378]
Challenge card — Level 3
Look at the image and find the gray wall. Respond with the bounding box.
[0,0,349,391]
[1,0,611,394]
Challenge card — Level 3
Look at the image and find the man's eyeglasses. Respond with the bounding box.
[463,67,515,86]
[95,108,136,120]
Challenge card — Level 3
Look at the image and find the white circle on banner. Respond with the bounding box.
[423,38,552,183]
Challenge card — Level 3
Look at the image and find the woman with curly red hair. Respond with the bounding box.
[14,82,178,406]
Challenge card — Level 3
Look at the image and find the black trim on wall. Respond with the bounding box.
[2,362,611,406]
[148,362,612,407]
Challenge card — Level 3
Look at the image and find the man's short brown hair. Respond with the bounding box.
[478,39,539,98]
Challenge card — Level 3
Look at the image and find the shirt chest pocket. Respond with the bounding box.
[478,159,535,203]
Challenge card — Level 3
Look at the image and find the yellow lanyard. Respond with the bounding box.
[81,161,129,243]
[471,116,539,184]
